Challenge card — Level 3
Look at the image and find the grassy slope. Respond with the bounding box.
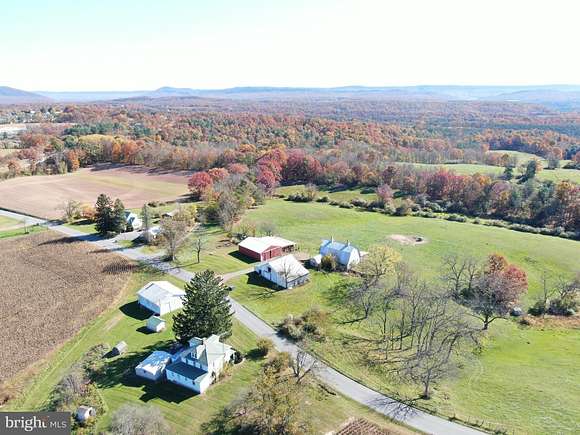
[241,200,578,303]
[232,199,580,434]
[410,162,580,184]
[11,266,408,434]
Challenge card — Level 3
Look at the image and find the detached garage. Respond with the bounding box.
[137,281,185,315]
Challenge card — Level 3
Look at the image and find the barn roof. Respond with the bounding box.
[137,281,185,304]
[239,236,295,254]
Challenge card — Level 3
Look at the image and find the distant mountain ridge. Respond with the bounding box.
[0,86,50,104]
[2,85,580,109]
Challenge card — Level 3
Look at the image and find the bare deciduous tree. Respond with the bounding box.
[159,217,189,261]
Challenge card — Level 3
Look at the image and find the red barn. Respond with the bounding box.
[238,236,296,262]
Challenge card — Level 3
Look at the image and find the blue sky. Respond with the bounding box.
[2,0,579,91]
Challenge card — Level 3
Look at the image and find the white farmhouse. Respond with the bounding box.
[135,350,172,381]
[255,254,309,289]
[319,238,362,269]
[137,281,185,315]
[166,335,235,394]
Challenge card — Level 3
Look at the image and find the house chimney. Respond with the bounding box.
[347,240,350,247]
[331,236,334,243]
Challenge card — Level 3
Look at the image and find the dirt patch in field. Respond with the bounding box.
[0,163,192,219]
[389,234,428,246]
[520,315,580,329]
[0,231,133,383]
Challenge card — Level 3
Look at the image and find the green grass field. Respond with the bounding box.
[277,185,378,202]
[177,225,257,275]
[0,224,45,240]
[0,215,20,230]
[241,200,578,303]
[231,199,580,434]
[409,162,580,184]
[10,264,406,434]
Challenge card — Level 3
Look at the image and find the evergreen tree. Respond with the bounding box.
[95,194,113,236]
[112,199,126,234]
[173,270,232,343]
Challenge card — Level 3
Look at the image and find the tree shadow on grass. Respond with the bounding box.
[96,340,197,403]
[119,301,151,321]
[241,273,279,300]
[227,250,256,264]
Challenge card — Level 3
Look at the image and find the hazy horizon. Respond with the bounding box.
[3,0,580,92]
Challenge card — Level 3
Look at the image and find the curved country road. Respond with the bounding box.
[0,209,484,435]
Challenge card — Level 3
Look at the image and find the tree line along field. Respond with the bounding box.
[0,231,133,387]
[8,259,412,435]
[0,163,191,219]
[225,198,580,434]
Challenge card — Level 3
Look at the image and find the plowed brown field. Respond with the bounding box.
[0,163,191,219]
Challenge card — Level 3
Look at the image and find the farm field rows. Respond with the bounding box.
[228,198,580,434]
[0,163,192,219]
[9,258,411,434]
[0,231,133,384]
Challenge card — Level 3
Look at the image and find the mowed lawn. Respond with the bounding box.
[11,266,408,434]
[0,164,191,219]
[231,199,580,434]
[240,199,579,303]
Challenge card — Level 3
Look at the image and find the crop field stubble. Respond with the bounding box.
[0,231,134,384]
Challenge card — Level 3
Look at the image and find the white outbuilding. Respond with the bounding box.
[135,350,172,381]
[137,281,186,315]
[146,315,166,333]
[255,254,309,289]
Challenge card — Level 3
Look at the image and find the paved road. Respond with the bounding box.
[0,209,484,435]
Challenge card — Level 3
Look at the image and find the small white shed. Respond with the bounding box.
[146,315,166,333]
[75,406,96,423]
[135,351,172,381]
[112,341,127,356]
[137,281,186,315]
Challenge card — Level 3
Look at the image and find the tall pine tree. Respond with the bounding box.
[112,198,126,234]
[95,193,113,236]
[173,270,232,344]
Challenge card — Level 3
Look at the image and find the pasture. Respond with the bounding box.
[9,264,410,434]
[409,162,580,183]
[230,199,580,434]
[0,164,191,219]
[0,231,133,384]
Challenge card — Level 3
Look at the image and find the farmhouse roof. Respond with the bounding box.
[261,254,309,281]
[137,281,185,304]
[239,236,295,253]
[136,351,171,375]
[183,334,233,367]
